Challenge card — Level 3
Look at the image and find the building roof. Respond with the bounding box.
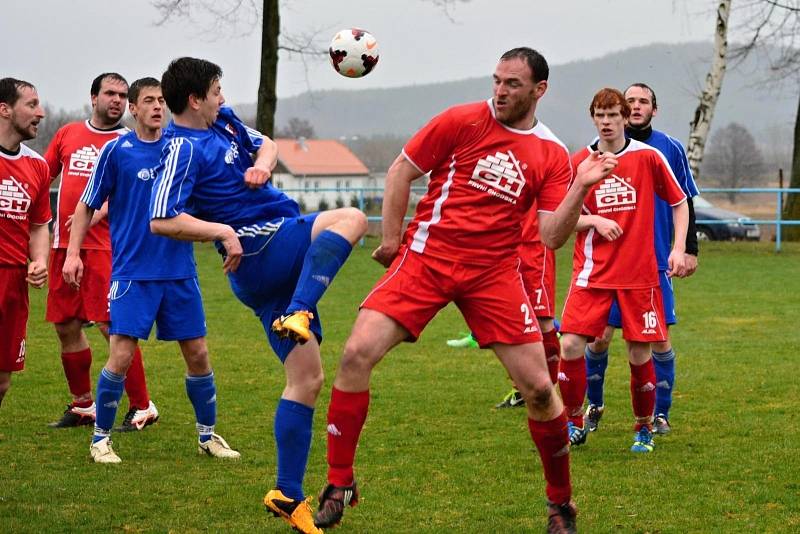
[275,138,369,176]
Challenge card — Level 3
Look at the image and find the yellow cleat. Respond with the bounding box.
[264,489,323,534]
[271,311,314,344]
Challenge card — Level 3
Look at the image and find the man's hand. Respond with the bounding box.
[575,151,618,189]
[593,217,623,241]
[371,240,401,268]
[667,249,687,278]
[244,166,271,189]
[62,254,83,289]
[219,226,243,274]
[684,253,698,276]
[26,260,48,288]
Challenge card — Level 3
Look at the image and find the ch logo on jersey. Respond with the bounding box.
[596,175,636,210]
[0,176,32,214]
[68,145,101,177]
[468,150,525,204]
[225,141,240,164]
[137,167,157,181]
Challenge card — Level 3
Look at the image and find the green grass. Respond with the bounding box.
[1,239,799,533]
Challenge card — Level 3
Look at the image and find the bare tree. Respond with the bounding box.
[275,117,316,139]
[687,0,732,182]
[729,0,800,238]
[702,122,766,202]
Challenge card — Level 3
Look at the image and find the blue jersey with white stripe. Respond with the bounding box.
[633,129,699,270]
[150,106,299,228]
[82,131,196,280]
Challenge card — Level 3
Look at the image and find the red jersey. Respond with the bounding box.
[519,198,552,269]
[44,120,127,249]
[0,144,52,266]
[570,139,686,289]
[402,99,571,266]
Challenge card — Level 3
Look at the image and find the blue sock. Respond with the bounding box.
[585,347,608,407]
[652,349,676,418]
[93,367,125,443]
[287,230,352,313]
[186,372,217,443]
[274,398,314,501]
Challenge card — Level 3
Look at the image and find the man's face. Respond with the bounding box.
[3,86,45,141]
[492,58,544,127]
[625,86,656,128]
[92,78,128,124]
[592,105,627,144]
[198,79,225,127]
[130,86,165,130]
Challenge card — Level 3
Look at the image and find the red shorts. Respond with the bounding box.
[560,283,667,342]
[361,248,542,346]
[519,243,556,318]
[46,248,111,324]
[0,267,29,372]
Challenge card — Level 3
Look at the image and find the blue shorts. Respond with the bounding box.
[108,278,207,340]
[226,214,323,363]
[608,270,676,328]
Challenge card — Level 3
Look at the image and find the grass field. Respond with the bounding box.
[1,239,799,533]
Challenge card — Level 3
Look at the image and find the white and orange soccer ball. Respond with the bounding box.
[329,29,379,78]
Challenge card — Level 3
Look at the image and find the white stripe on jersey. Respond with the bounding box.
[576,227,596,288]
[153,137,190,218]
[81,138,120,207]
[410,155,457,254]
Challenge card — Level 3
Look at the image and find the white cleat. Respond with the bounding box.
[90,437,122,464]
[117,400,160,432]
[198,433,241,459]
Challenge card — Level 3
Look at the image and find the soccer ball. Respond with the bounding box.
[329,29,379,78]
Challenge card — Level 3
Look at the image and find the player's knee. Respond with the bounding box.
[54,320,84,345]
[523,378,555,410]
[559,334,585,359]
[340,336,379,377]
[0,376,11,403]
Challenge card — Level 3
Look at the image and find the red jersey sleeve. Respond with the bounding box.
[30,160,52,225]
[536,146,572,212]
[402,108,461,174]
[651,151,687,206]
[43,127,64,179]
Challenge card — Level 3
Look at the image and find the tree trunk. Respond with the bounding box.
[782,91,800,240]
[256,0,279,137]
[687,0,731,182]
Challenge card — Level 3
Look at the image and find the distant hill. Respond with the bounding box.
[251,42,796,151]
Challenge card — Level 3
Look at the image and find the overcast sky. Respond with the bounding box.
[3,0,725,111]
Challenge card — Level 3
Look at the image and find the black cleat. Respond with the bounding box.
[314,482,359,528]
[547,500,578,534]
[48,403,96,428]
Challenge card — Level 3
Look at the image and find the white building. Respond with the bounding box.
[273,138,377,212]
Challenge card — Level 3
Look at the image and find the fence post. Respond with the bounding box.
[359,188,366,247]
[776,189,783,253]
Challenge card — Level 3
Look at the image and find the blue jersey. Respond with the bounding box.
[82,131,196,281]
[631,129,699,270]
[150,106,300,228]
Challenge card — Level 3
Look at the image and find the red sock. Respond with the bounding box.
[630,359,656,431]
[542,330,561,385]
[528,412,571,505]
[124,346,150,410]
[327,387,370,486]
[61,348,92,404]
[558,357,587,426]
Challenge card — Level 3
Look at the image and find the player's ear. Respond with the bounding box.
[534,80,548,99]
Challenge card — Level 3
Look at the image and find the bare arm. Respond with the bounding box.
[27,223,50,288]
[668,200,689,278]
[150,213,242,274]
[62,202,95,288]
[539,151,619,249]
[372,154,423,267]
[244,138,278,189]
[575,214,623,241]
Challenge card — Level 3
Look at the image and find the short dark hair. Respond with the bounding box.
[161,57,223,115]
[0,78,35,106]
[128,77,161,105]
[500,47,549,83]
[625,82,658,109]
[90,73,128,96]
[589,87,631,119]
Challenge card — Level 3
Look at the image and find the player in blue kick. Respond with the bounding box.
[583,82,699,435]
[148,58,367,534]
[63,77,240,463]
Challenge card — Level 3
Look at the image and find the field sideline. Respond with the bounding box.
[1,239,798,533]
